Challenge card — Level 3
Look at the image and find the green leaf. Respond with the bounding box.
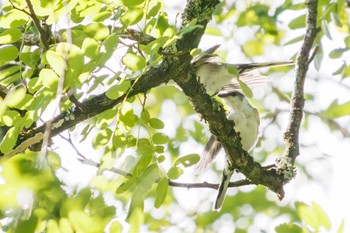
[45,50,67,76]
[121,7,144,26]
[152,133,169,144]
[103,33,119,51]
[157,155,165,163]
[0,110,21,126]
[119,109,137,128]
[174,154,200,167]
[0,28,21,44]
[16,214,38,233]
[0,10,28,28]
[39,69,59,91]
[275,223,302,233]
[296,202,331,231]
[324,100,350,118]
[337,219,344,233]
[109,221,123,233]
[0,126,21,154]
[288,14,306,29]
[138,163,159,192]
[59,218,74,233]
[147,2,161,18]
[106,80,131,100]
[238,80,253,98]
[46,0,79,25]
[0,45,18,64]
[0,63,20,86]
[19,49,40,68]
[92,128,113,149]
[190,48,202,58]
[178,18,203,36]
[283,35,304,46]
[242,40,264,58]
[127,205,143,233]
[205,27,222,36]
[84,23,110,41]
[92,11,112,22]
[167,166,183,180]
[149,118,164,129]
[82,37,100,58]
[116,177,135,194]
[136,138,154,157]
[122,53,146,72]
[96,109,118,128]
[4,87,26,108]
[321,19,332,40]
[154,177,168,208]
[313,46,323,71]
[133,154,152,176]
[344,36,350,47]
[311,202,331,230]
[226,64,239,77]
[121,0,145,8]
[329,48,348,59]
[140,109,150,124]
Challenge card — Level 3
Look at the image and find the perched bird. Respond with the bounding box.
[194,90,260,210]
[192,45,294,94]
[192,45,293,210]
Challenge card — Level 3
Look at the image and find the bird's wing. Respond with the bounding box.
[221,73,271,90]
[194,136,222,173]
[191,45,222,67]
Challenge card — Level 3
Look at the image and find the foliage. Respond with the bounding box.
[0,0,349,232]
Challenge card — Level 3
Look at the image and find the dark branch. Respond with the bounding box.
[284,0,319,164]
[168,179,253,189]
[23,0,50,50]
[1,0,218,160]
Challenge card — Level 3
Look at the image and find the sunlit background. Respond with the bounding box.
[1,0,350,232]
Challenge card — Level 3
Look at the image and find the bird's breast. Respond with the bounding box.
[227,107,259,152]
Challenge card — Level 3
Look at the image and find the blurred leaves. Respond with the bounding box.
[0,0,349,232]
[324,100,350,119]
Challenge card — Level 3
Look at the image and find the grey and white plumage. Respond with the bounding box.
[192,45,294,94]
[194,91,260,210]
[192,45,293,210]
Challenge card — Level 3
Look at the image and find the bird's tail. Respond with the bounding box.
[236,60,294,73]
[213,167,234,211]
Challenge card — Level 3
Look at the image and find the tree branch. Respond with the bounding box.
[1,0,219,160]
[23,0,50,50]
[284,0,319,164]
[168,179,253,190]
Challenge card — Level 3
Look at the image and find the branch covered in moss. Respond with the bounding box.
[1,0,219,159]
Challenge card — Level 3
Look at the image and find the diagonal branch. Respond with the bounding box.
[23,0,50,50]
[284,0,319,164]
[1,0,219,160]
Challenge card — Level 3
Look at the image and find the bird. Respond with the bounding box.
[192,45,294,94]
[194,90,260,210]
[192,45,293,210]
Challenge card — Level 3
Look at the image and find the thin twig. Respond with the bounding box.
[168,179,253,190]
[306,45,319,66]
[284,0,319,164]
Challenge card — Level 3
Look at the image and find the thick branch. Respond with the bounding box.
[284,0,319,164]
[1,0,218,160]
